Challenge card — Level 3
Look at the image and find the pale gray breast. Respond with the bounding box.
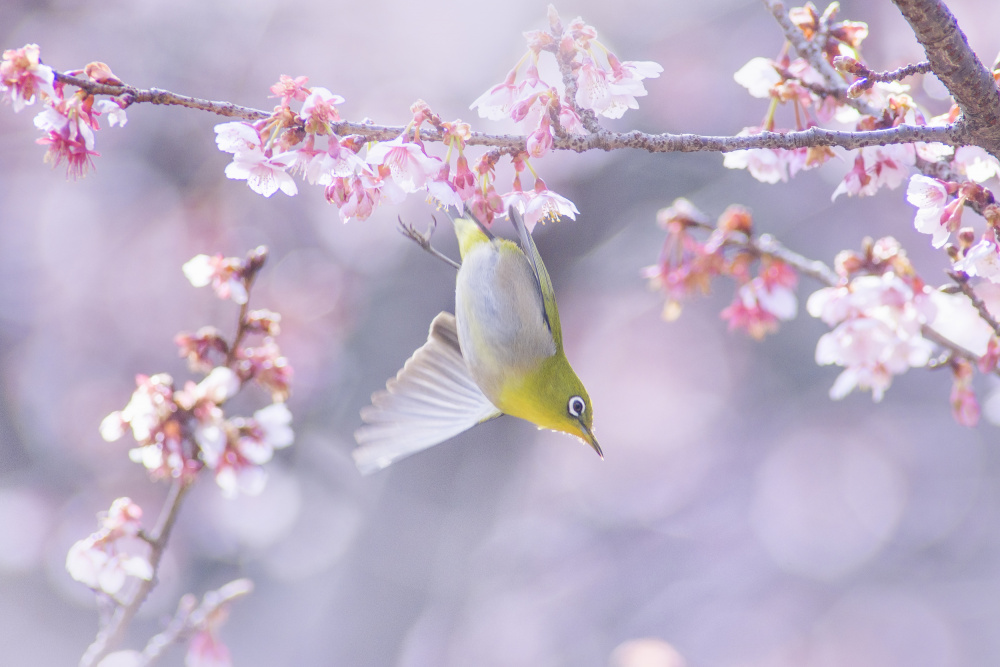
[454,240,557,400]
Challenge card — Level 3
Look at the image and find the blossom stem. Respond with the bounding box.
[760,0,879,117]
[138,580,254,665]
[949,270,1000,338]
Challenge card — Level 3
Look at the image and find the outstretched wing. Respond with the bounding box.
[353,312,502,474]
[509,206,563,349]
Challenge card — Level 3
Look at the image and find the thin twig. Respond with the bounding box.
[760,0,881,117]
[751,233,840,285]
[949,270,1000,338]
[139,579,254,665]
[398,217,461,270]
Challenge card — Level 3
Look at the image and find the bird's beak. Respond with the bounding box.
[579,423,603,460]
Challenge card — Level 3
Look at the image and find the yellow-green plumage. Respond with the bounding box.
[353,207,599,473]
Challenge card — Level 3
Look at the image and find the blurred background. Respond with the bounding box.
[2,0,1000,665]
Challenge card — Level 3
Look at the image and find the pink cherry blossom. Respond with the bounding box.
[223,147,298,197]
[501,180,579,232]
[93,99,127,128]
[65,498,153,597]
[0,44,55,112]
[954,235,1000,282]
[33,103,100,178]
[187,630,233,667]
[574,56,660,120]
[214,122,263,154]
[182,254,249,305]
[832,144,915,200]
[269,74,309,106]
[558,104,586,134]
[952,146,1000,184]
[365,135,442,193]
[807,273,935,401]
[905,174,951,248]
[721,261,798,339]
[300,86,345,130]
[526,115,554,158]
[470,68,521,121]
[304,137,366,185]
[235,338,292,401]
[425,169,465,209]
[950,359,979,427]
[733,57,782,98]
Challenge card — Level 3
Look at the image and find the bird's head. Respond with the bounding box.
[498,354,602,458]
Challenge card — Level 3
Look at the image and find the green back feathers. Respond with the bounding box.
[509,207,563,351]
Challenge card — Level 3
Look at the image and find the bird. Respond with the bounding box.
[353,206,600,474]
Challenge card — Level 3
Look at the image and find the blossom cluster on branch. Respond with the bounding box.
[643,1,1000,425]
[63,248,292,666]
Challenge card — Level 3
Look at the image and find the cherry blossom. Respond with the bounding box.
[469,68,521,121]
[733,57,782,98]
[365,135,442,193]
[304,137,366,186]
[269,74,309,106]
[952,146,1000,184]
[213,122,263,154]
[33,102,100,178]
[300,86,344,132]
[644,199,722,321]
[808,272,935,401]
[953,234,1000,282]
[223,146,298,197]
[0,43,54,112]
[236,338,292,401]
[950,359,979,427]
[721,261,798,339]
[905,174,952,248]
[574,55,661,119]
[183,254,249,305]
[501,180,579,232]
[65,498,152,597]
[187,629,233,667]
[832,144,915,200]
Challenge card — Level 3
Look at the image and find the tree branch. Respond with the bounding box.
[890,0,1000,156]
[54,70,965,156]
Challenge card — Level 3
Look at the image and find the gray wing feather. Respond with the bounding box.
[353,312,501,474]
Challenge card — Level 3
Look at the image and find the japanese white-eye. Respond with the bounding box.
[353,207,599,473]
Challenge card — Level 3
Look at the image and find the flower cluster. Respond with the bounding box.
[806,238,936,401]
[644,199,799,339]
[1,44,127,178]
[100,248,293,497]
[721,2,996,203]
[906,173,1000,279]
[65,498,152,598]
[470,5,661,133]
[211,6,659,228]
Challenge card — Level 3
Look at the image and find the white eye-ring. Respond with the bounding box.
[568,395,586,418]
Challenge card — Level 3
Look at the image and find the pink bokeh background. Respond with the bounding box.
[2,0,1000,665]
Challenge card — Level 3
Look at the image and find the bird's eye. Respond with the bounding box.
[567,395,586,418]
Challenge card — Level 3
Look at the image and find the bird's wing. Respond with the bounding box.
[353,311,502,474]
[509,206,563,349]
